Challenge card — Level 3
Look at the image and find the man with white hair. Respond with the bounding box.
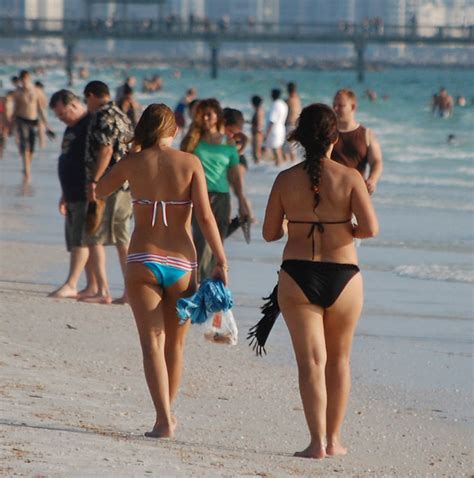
[48,89,93,298]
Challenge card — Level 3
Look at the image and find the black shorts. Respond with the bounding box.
[16,116,38,154]
[65,201,88,251]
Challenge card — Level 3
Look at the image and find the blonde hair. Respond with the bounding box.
[133,103,176,150]
[334,89,357,105]
[180,98,224,153]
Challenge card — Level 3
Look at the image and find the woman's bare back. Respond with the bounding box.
[275,160,364,264]
[124,146,199,256]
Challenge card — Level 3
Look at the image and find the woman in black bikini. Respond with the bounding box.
[261,104,378,458]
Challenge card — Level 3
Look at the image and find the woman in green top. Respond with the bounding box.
[181,98,250,280]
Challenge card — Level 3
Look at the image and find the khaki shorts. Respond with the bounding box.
[85,189,132,246]
[65,201,88,251]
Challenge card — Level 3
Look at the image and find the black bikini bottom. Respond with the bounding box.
[248,260,360,356]
[280,259,360,308]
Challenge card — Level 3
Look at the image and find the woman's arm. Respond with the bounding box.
[350,169,379,239]
[191,158,228,285]
[228,165,251,219]
[262,174,285,242]
[95,157,128,199]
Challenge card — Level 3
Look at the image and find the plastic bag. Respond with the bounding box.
[203,309,238,346]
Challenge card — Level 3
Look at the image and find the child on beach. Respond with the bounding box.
[261,104,378,458]
[96,104,228,438]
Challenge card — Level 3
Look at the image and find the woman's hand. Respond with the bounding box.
[238,195,252,222]
[211,263,228,287]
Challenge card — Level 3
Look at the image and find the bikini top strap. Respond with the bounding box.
[133,199,193,227]
[288,220,325,234]
[288,218,352,260]
[152,201,159,227]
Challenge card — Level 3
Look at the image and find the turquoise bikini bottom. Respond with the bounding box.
[126,252,197,288]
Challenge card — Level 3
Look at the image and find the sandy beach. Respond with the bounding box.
[0,237,472,477]
[1,64,473,477]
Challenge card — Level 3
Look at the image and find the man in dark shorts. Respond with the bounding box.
[12,70,48,181]
[48,90,92,298]
[83,80,134,304]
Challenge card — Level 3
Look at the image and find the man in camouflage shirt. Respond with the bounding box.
[81,80,134,304]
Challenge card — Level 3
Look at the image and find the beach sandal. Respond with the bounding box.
[226,215,251,244]
[240,215,251,244]
[226,216,240,238]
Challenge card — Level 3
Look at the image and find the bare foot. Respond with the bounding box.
[76,287,98,299]
[77,294,112,305]
[112,295,128,305]
[48,284,78,299]
[294,442,326,459]
[144,416,177,439]
[326,442,347,457]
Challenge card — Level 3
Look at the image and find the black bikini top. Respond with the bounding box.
[287,218,352,259]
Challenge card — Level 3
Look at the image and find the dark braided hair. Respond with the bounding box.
[288,103,338,212]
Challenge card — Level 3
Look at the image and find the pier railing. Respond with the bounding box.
[1,17,473,82]
[1,17,472,43]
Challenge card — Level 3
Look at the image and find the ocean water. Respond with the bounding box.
[0,65,472,411]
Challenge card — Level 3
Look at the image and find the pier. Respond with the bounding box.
[1,16,473,84]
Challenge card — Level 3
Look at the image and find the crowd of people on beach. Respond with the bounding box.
[0,67,464,458]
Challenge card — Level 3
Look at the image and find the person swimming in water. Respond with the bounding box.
[432,87,454,118]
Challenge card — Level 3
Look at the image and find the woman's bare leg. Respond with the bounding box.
[125,264,174,438]
[324,273,363,456]
[163,272,196,404]
[279,270,327,459]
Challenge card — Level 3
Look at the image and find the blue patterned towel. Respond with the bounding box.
[176,279,233,325]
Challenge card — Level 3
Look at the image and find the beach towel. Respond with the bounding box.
[176,278,233,325]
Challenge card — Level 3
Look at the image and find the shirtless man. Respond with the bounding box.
[432,87,454,118]
[250,95,264,164]
[332,89,383,194]
[12,70,47,181]
[285,82,301,162]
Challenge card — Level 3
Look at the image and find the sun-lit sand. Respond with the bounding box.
[0,240,471,477]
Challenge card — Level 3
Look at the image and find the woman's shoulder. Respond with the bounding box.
[274,163,304,184]
[326,159,362,184]
[171,149,202,167]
